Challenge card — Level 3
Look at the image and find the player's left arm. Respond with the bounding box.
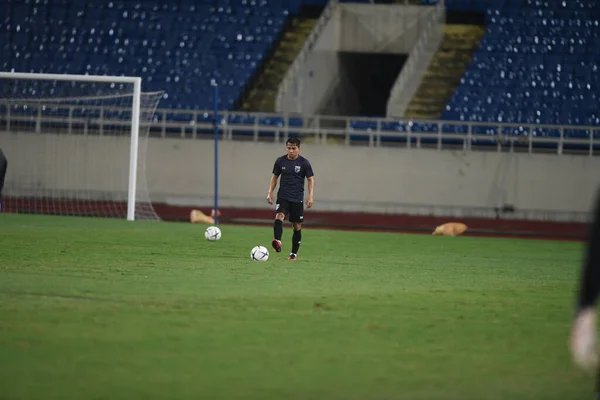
[305,160,314,209]
[306,176,314,208]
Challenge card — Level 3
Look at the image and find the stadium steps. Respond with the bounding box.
[404,24,485,119]
[237,16,317,112]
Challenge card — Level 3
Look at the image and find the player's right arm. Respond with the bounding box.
[267,175,278,205]
[267,159,281,205]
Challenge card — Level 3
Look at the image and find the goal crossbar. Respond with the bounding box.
[3,72,143,84]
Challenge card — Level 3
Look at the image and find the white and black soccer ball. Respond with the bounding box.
[251,245,269,262]
[205,226,222,241]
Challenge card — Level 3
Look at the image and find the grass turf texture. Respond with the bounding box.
[0,213,593,399]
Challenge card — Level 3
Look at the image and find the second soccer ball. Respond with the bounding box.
[205,226,222,241]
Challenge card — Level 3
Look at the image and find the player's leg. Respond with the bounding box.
[288,202,304,260]
[272,200,288,252]
[272,212,285,252]
[0,149,6,212]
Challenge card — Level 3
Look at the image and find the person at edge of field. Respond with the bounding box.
[570,187,600,400]
[0,148,6,212]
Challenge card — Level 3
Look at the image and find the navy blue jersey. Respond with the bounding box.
[272,155,314,202]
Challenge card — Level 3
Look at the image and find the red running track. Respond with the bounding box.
[4,197,589,242]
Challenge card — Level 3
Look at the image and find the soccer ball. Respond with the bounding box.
[251,245,269,262]
[205,226,222,241]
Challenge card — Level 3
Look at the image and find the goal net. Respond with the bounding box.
[0,72,164,221]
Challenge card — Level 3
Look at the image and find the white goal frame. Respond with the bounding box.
[0,71,144,221]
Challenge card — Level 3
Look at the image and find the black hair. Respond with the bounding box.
[286,137,301,147]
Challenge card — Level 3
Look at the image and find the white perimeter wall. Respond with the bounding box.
[2,133,599,219]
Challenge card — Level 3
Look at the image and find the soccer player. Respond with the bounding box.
[266,137,314,261]
[0,148,6,212]
[570,187,600,385]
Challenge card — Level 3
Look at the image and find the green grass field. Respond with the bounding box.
[0,213,594,399]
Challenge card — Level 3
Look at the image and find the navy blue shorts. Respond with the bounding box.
[275,199,304,223]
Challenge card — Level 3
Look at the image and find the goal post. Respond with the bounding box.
[128,75,142,222]
[0,71,164,221]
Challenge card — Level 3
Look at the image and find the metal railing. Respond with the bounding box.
[1,104,598,157]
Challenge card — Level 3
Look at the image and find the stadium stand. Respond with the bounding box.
[349,0,600,147]
[0,0,374,111]
[1,0,599,148]
[1,0,304,110]
[443,0,600,128]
